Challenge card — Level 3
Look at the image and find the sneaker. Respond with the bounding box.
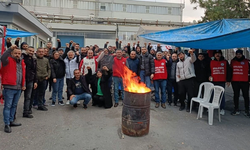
[51,101,55,107]
[77,101,81,105]
[220,109,225,115]
[73,104,77,108]
[62,97,65,99]
[58,101,64,106]
[33,105,38,109]
[83,104,87,109]
[49,97,52,100]
[66,100,70,105]
[231,110,240,116]
[43,103,48,106]
[37,106,48,111]
[244,111,250,117]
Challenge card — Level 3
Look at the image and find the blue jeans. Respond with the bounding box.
[3,89,22,125]
[52,78,64,102]
[154,80,167,103]
[113,76,124,103]
[140,70,151,88]
[70,93,92,105]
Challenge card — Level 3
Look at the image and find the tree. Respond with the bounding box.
[190,0,250,22]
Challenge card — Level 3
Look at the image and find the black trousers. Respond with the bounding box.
[93,95,104,107]
[23,81,34,114]
[167,79,178,104]
[232,81,249,111]
[37,80,46,107]
[66,78,70,100]
[178,77,195,108]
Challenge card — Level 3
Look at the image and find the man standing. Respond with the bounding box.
[22,46,37,118]
[209,50,231,115]
[1,45,26,133]
[153,52,169,109]
[167,53,178,106]
[79,50,104,75]
[67,69,92,109]
[138,47,155,88]
[230,49,249,116]
[113,49,127,107]
[194,53,210,97]
[176,50,196,111]
[126,51,140,76]
[35,48,51,111]
[80,47,87,61]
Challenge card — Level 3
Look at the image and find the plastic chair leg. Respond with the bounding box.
[208,107,214,125]
[197,105,201,119]
[218,108,221,122]
[200,106,203,118]
[190,100,193,113]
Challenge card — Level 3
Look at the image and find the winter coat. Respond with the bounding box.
[36,56,51,82]
[138,52,155,76]
[194,59,210,83]
[67,75,91,97]
[64,56,79,79]
[88,68,113,108]
[50,57,66,79]
[126,57,140,76]
[21,50,37,83]
[163,56,173,79]
[176,54,196,82]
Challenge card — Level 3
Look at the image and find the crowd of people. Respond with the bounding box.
[1,38,249,133]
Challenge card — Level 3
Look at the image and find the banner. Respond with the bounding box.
[151,45,174,51]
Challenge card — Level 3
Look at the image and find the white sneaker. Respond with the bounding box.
[220,109,225,115]
[66,100,70,105]
[77,101,81,105]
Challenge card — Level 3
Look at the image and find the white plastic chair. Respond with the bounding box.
[190,82,214,113]
[197,86,225,125]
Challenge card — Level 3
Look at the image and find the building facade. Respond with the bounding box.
[17,0,188,47]
[0,2,52,48]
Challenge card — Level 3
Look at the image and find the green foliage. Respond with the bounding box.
[190,0,250,22]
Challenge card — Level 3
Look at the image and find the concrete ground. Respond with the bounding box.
[0,86,250,150]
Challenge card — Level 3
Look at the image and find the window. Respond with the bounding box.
[47,0,51,7]
[113,4,123,12]
[100,6,106,11]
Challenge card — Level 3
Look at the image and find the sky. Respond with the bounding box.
[135,0,205,22]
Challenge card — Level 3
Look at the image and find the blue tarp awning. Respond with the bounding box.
[6,28,37,38]
[140,19,250,50]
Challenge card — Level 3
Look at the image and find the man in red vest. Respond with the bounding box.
[209,50,232,115]
[1,45,26,133]
[230,49,250,116]
[153,52,170,109]
[112,49,127,107]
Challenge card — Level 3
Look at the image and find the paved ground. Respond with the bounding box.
[0,86,250,150]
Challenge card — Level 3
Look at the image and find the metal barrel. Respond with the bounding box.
[121,90,151,137]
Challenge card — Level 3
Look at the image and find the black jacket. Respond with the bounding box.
[163,56,173,79]
[67,75,91,97]
[88,68,113,108]
[138,52,155,76]
[50,57,66,79]
[22,51,37,83]
[194,59,210,82]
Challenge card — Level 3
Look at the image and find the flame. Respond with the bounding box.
[121,66,151,93]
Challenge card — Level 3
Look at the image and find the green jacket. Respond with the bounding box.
[36,57,51,82]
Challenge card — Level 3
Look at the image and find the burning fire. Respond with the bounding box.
[121,66,151,93]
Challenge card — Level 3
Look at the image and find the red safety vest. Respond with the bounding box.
[153,59,167,80]
[210,60,227,82]
[231,59,249,82]
[1,57,26,87]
